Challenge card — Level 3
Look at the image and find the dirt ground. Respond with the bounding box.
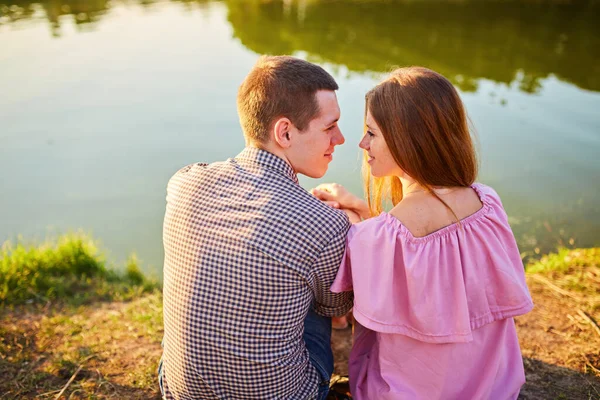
[1,263,599,399]
[329,270,600,400]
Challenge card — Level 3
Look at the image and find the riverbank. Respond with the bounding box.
[1,237,598,399]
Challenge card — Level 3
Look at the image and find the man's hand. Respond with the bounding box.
[310,183,370,221]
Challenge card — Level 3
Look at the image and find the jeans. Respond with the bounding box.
[303,308,334,400]
[158,308,333,400]
[158,346,164,397]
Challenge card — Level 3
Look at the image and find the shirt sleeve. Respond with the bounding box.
[309,224,354,317]
[330,243,352,293]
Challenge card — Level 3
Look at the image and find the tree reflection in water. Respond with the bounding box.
[225,0,600,94]
[2,0,598,93]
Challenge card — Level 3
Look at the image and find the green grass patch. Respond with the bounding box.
[0,233,160,306]
[527,247,600,275]
[526,247,600,311]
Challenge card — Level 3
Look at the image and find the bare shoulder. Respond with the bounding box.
[389,196,435,238]
[389,187,483,238]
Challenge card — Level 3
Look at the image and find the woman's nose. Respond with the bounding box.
[359,135,369,150]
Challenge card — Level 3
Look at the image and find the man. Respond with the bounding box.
[159,56,353,400]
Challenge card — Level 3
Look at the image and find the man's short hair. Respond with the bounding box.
[237,55,339,144]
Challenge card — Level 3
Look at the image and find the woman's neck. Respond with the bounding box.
[399,177,423,195]
[399,177,458,197]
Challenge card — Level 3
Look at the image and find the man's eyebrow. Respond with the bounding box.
[325,118,339,126]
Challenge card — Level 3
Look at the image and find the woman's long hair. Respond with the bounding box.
[364,67,478,219]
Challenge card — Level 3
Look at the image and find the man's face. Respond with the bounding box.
[287,90,345,178]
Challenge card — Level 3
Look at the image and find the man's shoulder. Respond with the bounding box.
[250,186,349,268]
[169,160,227,179]
[290,185,349,223]
[269,183,351,240]
[167,159,232,187]
[166,158,350,242]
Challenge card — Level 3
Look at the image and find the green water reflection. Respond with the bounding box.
[1,0,109,33]
[225,0,600,94]
[2,0,599,93]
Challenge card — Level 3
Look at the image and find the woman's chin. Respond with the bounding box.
[367,164,391,178]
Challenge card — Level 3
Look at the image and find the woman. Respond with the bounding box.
[312,67,533,399]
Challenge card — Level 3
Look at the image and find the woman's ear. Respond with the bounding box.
[273,117,293,148]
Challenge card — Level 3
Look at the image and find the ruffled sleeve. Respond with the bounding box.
[330,227,357,293]
[330,183,533,344]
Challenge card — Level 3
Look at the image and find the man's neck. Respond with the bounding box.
[248,142,295,172]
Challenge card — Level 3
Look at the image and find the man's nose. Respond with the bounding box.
[332,128,345,146]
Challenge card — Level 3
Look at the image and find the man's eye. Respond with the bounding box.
[327,125,336,131]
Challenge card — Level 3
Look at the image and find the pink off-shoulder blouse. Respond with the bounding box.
[331,183,533,400]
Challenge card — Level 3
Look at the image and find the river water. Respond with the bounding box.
[1,0,599,274]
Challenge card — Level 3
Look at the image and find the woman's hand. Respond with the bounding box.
[342,208,362,224]
[312,195,362,224]
[310,183,370,221]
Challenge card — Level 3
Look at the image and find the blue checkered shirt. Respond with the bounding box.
[161,147,353,399]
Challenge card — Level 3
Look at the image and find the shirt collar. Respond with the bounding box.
[235,147,299,185]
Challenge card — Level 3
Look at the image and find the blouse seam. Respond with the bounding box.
[353,305,472,337]
[353,298,533,338]
[470,300,534,322]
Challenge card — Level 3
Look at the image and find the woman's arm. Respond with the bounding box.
[310,183,370,221]
[341,208,362,224]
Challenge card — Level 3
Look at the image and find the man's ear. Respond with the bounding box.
[273,117,293,148]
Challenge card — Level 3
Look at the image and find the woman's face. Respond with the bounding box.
[359,109,404,178]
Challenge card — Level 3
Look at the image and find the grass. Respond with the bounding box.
[0,292,164,399]
[517,247,600,399]
[526,247,600,312]
[528,247,599,275]
[0,233,163,399]
[0,236,598,399]
[0,233,159,307]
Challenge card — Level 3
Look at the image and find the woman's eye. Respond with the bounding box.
[367,130,374,137]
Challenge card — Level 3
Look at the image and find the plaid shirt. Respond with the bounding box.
[161,147,353,399]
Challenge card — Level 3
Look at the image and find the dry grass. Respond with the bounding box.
[517,248,600,399]
[0,293,163,399]
[1,248,599,399]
